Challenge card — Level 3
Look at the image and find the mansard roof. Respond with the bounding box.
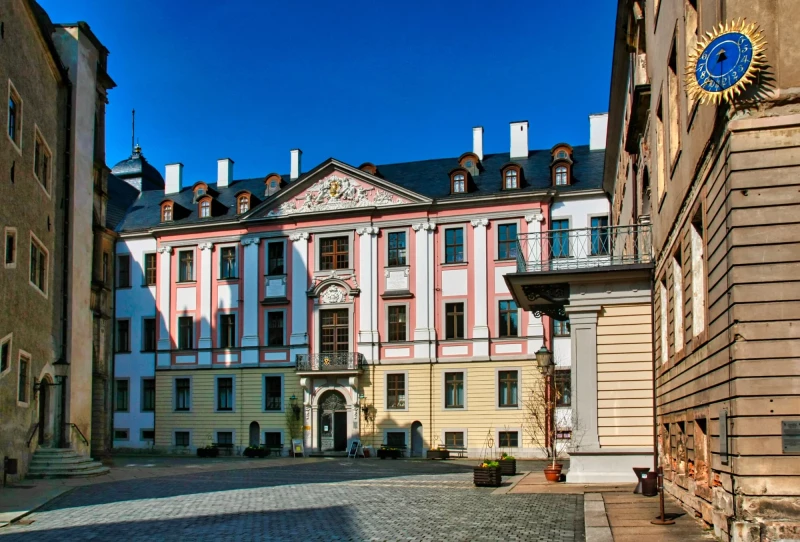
[114,146,604,233]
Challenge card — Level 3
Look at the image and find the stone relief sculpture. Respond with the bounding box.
[268,175,404,217]
[320,285,346,304]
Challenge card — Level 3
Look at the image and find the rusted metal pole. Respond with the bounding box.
[651,466,675,525]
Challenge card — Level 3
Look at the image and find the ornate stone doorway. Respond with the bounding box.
[318,390,348,452]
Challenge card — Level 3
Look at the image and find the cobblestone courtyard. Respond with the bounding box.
[0,460,583,541]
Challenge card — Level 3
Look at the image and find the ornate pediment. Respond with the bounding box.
[267,172,408,217]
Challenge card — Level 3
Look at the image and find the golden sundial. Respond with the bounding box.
[686,19,766,105]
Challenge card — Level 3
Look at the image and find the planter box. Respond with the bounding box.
[498,458,516,476]
[377,448,402,460]
[473,466,502,487]
[197,447,219,458]
[427,449,450,460]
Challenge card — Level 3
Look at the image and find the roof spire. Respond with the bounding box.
[131,108,136,154]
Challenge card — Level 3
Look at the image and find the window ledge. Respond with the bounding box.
[381,290,413,300]
[218,277,239,282]
[176,281,197,286]
[261,297,290,306]
[441,262,468,267]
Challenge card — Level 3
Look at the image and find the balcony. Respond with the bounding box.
[515,223,652,273]
[296,352,364,374]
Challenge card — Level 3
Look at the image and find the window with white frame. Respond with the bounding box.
[116,320,130,352]
[141,378,155,412]
[29,235,47,294]
[216,377,234,411]
[264,376,282,411]
[445,302,465,339]
[0,334,10,373]
[17,354,29,403]
[219,314,236,348]
[497,223,517,260]
[178,316,194,349]
[387,231,407,266]
[499,431,519,447]
[444,371,464,408]
[144,253,157,286]
[267,241,285,275]
[386,431,406,447]
[386,373,406,409]
[498,300,518,337]
[178,249,194,282]
[498,370,519,408]
[175,378,191,411]
[115,379,129,411]
[444,227,464,263]
[174,431,190,447]
[117,254,131,288]
[267,311,284,346]
[33,129,51,192]
[8,83,21,148]
[388,305,407,342]
[444,431,464,447]
[4,227,16,267]
[219,246,238,279]
[319,236,349,270]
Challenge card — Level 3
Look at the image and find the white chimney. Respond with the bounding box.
[290,149,302,181]
[165,163,183,195]
[473,126,484,161]
[510,120,529,159]
[589,113,609,151]
[217,158,234,188]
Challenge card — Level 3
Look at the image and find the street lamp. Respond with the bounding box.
[359,393,373,421]
[290,394,301,421]
[536,345,554,375]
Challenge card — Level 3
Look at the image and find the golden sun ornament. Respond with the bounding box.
[685,19,767,105]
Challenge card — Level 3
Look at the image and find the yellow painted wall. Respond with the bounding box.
[597,303,654,447]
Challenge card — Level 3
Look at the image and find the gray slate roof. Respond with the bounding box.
[115,146,604,233]
[106,174,141,230]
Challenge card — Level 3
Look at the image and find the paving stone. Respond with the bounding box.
[0,460,584,541]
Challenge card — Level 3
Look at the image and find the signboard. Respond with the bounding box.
[782,421,800,454]
[348,440,361,459]
[292,439,304,458]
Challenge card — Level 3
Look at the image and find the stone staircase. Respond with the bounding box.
[28,448,110,479]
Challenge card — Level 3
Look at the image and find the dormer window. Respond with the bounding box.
[557,150,567,160]
[238,195,250,214]
[192,182,210,204]
[265,173,282,197]
[458,152,481,177]
[452,173,466,194]
[161,201,174,222]
[198,197,211,218]
[359,162,378,175]
[505,169,518,189]
[550,144,574,187]
[500,164,522,190]
[555,166,568,186]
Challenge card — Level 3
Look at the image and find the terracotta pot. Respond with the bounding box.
[544,463,563,483]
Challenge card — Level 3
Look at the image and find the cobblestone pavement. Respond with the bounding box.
[0,460,583,541]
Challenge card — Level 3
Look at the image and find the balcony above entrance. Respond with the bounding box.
[296,353,365,375]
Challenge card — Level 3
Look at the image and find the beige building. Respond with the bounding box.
[606,0,800,540]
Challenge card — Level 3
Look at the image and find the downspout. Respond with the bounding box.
[650,270,657,472]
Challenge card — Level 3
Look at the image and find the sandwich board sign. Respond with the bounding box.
[292,439,304,457]
[348,440,362,458]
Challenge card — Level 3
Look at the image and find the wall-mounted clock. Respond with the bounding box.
[686,19,766,105]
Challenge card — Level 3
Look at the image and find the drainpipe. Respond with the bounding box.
[650,270,657,472]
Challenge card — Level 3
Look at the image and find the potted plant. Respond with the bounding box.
[243,446,267,458]
[498,452,516,475]
[473,460,502,487]
[197,445,219,458]
[377,446,403,460]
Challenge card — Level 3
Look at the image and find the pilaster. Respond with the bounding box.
[524,214,546,353]
[198,242,214,365]
[356,227,380,361]
[156,246,173,368]
[240,237,260,364]
[412,222,436,360]
[566,306,601,451]
[471,218,489,357]
[289,232,310,361]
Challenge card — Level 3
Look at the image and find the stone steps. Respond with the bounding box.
[28,448,109,479]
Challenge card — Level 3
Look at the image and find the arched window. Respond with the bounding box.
[199,200,211,218]
[557,150,567,160]
[555,166,568,186]
[162,204,173,222]
[505,169,518,189]
[238,196,250,214]
[453,173,465,193]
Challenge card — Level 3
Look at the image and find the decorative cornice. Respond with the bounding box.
[524,213,545,223]
[356,226,380,236]
[241,238,260,247]
[470,218,489,228]
[289,232,309,242]
[198,242,214,251]
[156,246,172,254]
[412,222,436,232]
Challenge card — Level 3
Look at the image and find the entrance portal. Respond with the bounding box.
[411,421,423,457]
[318,390,348,452]
[249,421,260,447]
[38,379,48,445]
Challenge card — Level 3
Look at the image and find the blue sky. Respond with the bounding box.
[39,0,615,186]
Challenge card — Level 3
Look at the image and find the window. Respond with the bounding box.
[504,169,518,190]
[444,372,464,408]
[238,195,249,214]
[220,314,236,348]
[29,237,47,294]
[320,236,349,270]
[178,316,194,350]
[668,37,680,167]
[656,96,667,200]
[445,302,465,339]
[690,209,705,336]
[444,228,464,263]
[387,373,406,409]
[178,250,194,282]
[660,279,669,364]
[142,318,156,352]
[498,370,518,407]
[387,232,407,266]
[685,0,699,112]
[8,88,20,146]
[497,224,517,260]
[386,432,405,447]
[141,429,155,441]
[673,255,684,350]
[102,252,109,284]
[555,166,568,186]
[162,204,173,222]
[0,336,9,372]
[499,431,519,447]
[117,254,131,288]
[452,173,465,193]
[388,306,407,342]
[33,132,50,191]
[114,430,129,441]
[144,253,157,286]
[498,300,518,337]
[267,311,284,346]
[554,319,570,337]
[116,320,130,352]
[217,377,233,411]
[219,246,237,279]
[264,431,281,447]
[320,309,348,352]
[175,431,190,447]
[590,216,609,255]
[557,150,567,159]
[115,380,129,411]
[17,355,28,403]
[444,431,464,448]
[550,219,570,258]
[555,370,571,407]
[142,379,155,412]
[175,378,191,411]
[264,376,282,411]
[268,242,284,275]
[199,199,211,218]
[5,228,15,266]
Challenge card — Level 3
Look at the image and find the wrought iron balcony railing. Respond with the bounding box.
[515,223,652,273]
[296,352,364,372]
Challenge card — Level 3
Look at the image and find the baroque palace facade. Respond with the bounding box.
[111,117,611,460]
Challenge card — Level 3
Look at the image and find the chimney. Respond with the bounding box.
[472,126,484,161]
[217,158,234,188]
[290,149,302,181]
[589,113,609,151]
[510,121,528,159]
[165,163,183,195]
